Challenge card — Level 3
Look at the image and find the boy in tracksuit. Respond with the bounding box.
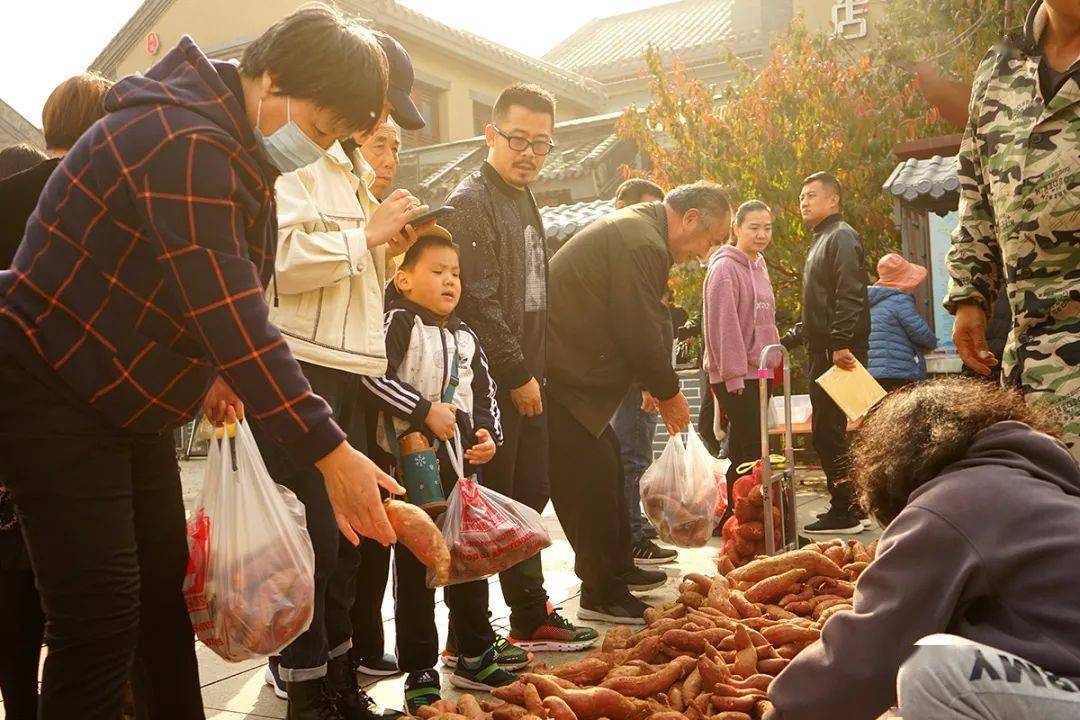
[361,228,514,712]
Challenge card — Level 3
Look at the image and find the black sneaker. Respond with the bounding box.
[286,678,346,720]
[441,634,531,671]
[803,513,863,536]
[620,567,668,593]
[449,644,519,691]
[509,608,599,652]
[404,669,442,716]
[265,656,288,699]
[353,652,399,677]
[327,654,403,720]
[642,523,659,540]
[632,539,679,566]
[578,592,650,625]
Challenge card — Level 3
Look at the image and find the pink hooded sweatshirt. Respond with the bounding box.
[702,244,780,392]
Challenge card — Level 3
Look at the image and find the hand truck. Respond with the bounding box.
[758,344,799,555]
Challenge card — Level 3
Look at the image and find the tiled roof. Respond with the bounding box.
[543,0,735,79]
[0,97,44,149]
[541,198,614,243]
[882,155,960,212]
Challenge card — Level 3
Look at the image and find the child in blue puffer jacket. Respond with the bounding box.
[867,254,938,391]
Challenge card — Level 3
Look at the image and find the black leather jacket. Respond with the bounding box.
[783,213,870,352]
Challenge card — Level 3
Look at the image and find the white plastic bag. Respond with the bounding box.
[426,430,551,588]
[182,420,315,662]
[640,423,719,548]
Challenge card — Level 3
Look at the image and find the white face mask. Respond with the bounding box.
[256,97,326,172]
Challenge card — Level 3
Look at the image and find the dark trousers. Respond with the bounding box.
[349,538,391,663]
[0,560,43,720]
[547,397,634,604]
[697,369,722,457]
[807,347,867,516]
[713,379,763,505]
[479,388,550,634]
[0,351,203,720]
[879,378,912,393]
[610,388,657,544]
[251,361,367,682]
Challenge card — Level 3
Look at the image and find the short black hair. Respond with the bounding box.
[615,178,665,205]
[0,143,48,180]
[493,83,556,124]
[240,4,388,136]
[802,171,843,202]
[665,181,731,223]
[399,233,459,272]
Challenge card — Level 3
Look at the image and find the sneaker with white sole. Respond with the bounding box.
[404,670,441,716]
[632,539,678,566]
[264,657,287,700]
[449,644,519,692]
[441,635,531,671]
[619,567,668,593]
[508,608,599,652]
[803,513,863,535]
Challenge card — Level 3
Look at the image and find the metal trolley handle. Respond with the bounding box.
[758,344,798,555]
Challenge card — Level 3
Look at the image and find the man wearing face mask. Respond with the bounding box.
[254,29,429,717]
[0,6,413,718]
[546,182,731,624]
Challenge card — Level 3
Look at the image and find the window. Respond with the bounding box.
[473,100,492,137]
[402,81,442,148]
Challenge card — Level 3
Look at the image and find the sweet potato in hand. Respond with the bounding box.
[385,499,451,586]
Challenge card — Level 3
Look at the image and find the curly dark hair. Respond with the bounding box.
[851,377,1062,526]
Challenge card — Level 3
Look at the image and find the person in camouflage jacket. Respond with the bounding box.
[946,0,1080,459]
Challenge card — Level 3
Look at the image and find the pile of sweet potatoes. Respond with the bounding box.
[718,465,782,567]
[410,543,877,720]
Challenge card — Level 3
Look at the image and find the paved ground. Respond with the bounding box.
[1,460,880,719]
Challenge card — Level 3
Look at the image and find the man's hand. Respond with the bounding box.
[464,428,496,465]
[640,390,660,414]
[511,377,543,417]
[659,391,691,435]
[367,189,427,249]
[203,376,244,425]
[424,402,458,441]
[832,348,858,371]
[953,303,998,376]
[315,441,405,547]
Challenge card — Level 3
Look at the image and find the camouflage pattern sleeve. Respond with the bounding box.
[945,53,1002,315]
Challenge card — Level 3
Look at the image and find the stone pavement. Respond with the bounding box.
[0,461,880,719]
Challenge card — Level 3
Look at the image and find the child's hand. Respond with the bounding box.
[424,403,457,441]
[465,428,496,465]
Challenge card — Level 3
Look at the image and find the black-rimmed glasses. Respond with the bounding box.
[492,125,555,156]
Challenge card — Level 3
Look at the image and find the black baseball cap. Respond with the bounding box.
[374,31,425,131]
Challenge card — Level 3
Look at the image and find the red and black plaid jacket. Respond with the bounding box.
[0,37,345,464]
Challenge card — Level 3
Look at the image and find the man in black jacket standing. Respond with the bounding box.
[442,84,598,660]
[784,172,870,535]
[547,182,731,624]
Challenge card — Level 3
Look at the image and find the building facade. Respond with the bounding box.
[0,97,44,150]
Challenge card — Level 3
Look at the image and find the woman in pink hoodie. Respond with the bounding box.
[703,200,781,493]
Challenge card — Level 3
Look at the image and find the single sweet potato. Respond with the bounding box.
[717,555,736,575]
[667,687,685,713]
[384,499,452,586]
[756,658,789,675]
[727,550,845,583]
[553,657,613,686]
[494,683,529,706]
[679,590,706,609]
[731,626,758,679]
[543,697,578,720]
[523,674,578,699]
[744,569,808,604]
[812,597,849,620]
[682,666,702,699]
[844,562,869,580]
[457,696,486,720]
[523,685,545,717]
[644,604,688,624]
[558,687,647,720]
[728,591,761,619]
[684,573,713,595]
[817,603,853,624]
[710,695,757,712]
[603,627,633,653]
[418,708,440,720]
[783,601,813,616]
[696,656,727,693]
[823,546,846,566]
[760,625,820,646]
[711,713,752,720]
[763,604,797,621]
[600,657,693,698]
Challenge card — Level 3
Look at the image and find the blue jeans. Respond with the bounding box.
[610,388,658,544]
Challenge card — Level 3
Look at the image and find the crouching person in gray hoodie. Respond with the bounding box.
[767,377,1080,720]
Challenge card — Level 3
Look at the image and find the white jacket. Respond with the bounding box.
[268,143,388,376]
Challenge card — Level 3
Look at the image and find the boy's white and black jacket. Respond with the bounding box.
[362,298,502,454]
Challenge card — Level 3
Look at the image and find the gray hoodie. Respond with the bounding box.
[769,421,1080,719]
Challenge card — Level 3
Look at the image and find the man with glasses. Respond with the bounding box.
[441,84,599,664]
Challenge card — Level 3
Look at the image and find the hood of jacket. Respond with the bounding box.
[105,36,259,159]
[868,285,906,306]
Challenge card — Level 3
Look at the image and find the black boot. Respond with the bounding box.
[326,654,404,720]
[286,678,345,720]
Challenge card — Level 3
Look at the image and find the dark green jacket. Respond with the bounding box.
[546,202,680,436]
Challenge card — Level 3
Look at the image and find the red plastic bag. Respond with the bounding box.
[182,420,315,661]
[427,431,551,588]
